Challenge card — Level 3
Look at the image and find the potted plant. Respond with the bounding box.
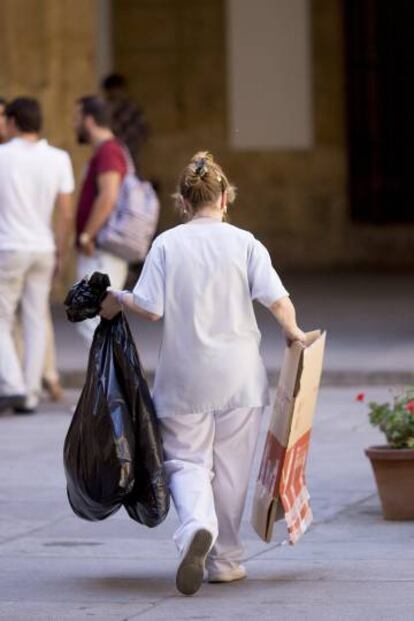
[358,389,414,520]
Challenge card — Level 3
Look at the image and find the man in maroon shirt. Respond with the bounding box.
[74,95,128,344]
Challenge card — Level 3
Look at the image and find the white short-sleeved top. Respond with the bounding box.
[133,218,289,417]
[0,138,75,252]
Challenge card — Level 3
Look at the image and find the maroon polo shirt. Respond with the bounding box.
[76,139,127,240]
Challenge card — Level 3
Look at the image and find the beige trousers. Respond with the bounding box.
[0,250,54,400]
[14,305,59,384]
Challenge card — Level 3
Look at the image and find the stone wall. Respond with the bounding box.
[0,0,99,297]
[0,0,412,290]
[114,0,414,269]
[114,0,348,269]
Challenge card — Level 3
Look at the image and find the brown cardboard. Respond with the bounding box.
[251,330,326,543]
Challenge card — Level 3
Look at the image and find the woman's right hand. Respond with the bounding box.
[100,288,122,320]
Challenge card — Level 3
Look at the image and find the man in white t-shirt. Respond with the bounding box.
[0,97,75,413]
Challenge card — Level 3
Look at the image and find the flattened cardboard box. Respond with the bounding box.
[251,330,326,544]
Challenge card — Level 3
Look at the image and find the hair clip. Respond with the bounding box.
[195,159,209,178]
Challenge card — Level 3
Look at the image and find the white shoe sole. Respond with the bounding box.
[176,529,213,596]
[208,568,247,583]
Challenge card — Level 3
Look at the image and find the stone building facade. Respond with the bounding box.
[0,0,412,290]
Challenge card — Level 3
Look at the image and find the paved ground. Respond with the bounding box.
[1,385,413,620]
[55,271,414,386]
[1,270,413,619]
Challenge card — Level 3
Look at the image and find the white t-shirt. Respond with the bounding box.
[133,218,289,417]
[0,137,75,252]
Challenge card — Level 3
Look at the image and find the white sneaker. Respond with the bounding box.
[176,529,213,596]
[208,564,247,583]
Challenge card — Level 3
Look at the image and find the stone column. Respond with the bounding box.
[0,0,102,295]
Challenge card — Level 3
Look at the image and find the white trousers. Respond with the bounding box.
[0,250,54,400]
[76,249,128,346]
[160,407,263,575]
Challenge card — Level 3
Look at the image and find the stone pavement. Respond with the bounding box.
[1,386,414,620]
[54,270,414,387]
[1,270,413,619]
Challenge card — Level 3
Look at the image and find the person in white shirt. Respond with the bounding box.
[100,151,306,595]
[2,96,67,403]
[0,97,75,413]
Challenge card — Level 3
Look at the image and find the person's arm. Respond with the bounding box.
[54,192,73,278]
[100,289,161,322]
[80,171,121,255]
[247,238,306,346]
[269,296,306,345]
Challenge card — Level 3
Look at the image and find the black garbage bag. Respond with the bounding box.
[64,271,110,323]
[63,272,170,526]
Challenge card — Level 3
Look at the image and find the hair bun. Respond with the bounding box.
[174,150,236,218]
[194,158,209,178]
[191,151,214,179]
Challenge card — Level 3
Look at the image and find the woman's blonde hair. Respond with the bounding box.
[173,151,236,219]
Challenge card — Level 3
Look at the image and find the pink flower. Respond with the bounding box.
[356,392,365,402]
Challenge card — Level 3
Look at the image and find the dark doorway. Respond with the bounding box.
[345,0,414,224]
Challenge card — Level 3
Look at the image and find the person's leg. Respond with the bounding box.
[160,412,218,595]
[206,406,263,580]
[76,252,101,345]
[76,250,128,346]
[0,251,28,402]
[160,413,219,553]
[13,308,24,363]
[20,252,54,409]
[42,306,64,401]
[13,302,62,401]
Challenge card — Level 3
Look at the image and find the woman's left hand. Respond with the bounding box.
[100,288,122,319]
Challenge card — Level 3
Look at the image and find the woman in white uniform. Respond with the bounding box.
[100,152,306,596]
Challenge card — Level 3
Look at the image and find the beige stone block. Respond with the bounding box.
[0,0,99,298]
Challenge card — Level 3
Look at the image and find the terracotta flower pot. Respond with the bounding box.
[365,445,414,520]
